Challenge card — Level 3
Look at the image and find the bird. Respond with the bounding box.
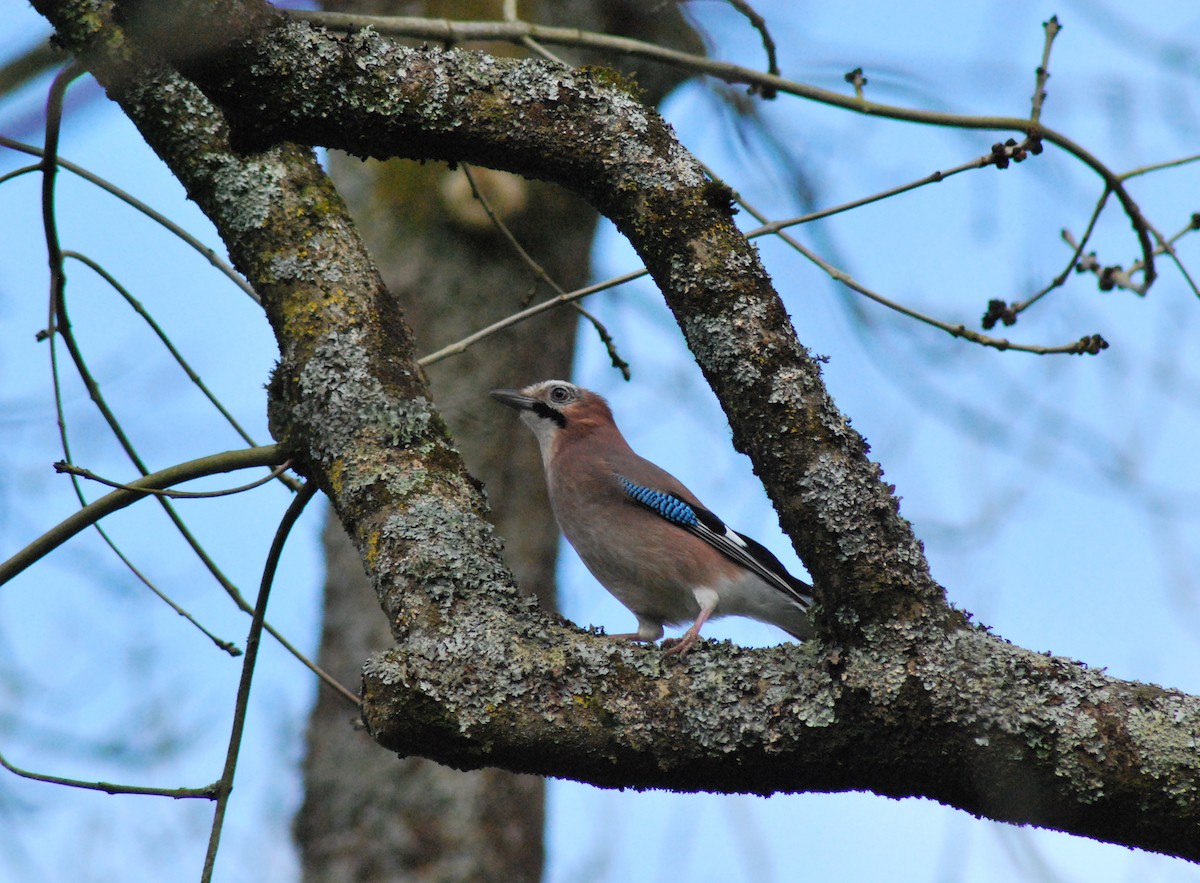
[490,379,813,653]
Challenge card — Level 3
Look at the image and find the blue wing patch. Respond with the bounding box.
[618,476,698,526]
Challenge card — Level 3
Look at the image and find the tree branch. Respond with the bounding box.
[363,622,1200,862]
[0,445,287,585]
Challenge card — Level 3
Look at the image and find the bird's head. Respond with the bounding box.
[490,380,615,460]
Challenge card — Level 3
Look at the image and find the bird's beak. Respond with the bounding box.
[490,388,538,411]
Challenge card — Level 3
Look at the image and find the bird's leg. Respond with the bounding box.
[662,590,718,655]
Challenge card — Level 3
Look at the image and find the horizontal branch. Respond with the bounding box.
[0,749,217,799]
[364,617,1200,861]
[54,457,291,498]
[0,445,287,586]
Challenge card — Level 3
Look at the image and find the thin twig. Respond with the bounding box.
[423,141,1061,366]
[0,749,217,799]
[1,442,357,701]
[701,158,1103,356]
[38,71,275,610]
[201,480,319,883]
[40,63,80,336]
[96,533,244,656]
[60,250,273,458]
[1119,151,1200,182]
[0,161,44,186]
[0,446,288,586]
[38,221,241,652]
[500,0,576,66]
[794,222,1107,355]
[418,267,647,367]
[33,106,268,649]
[49,243,263,622]
[1077,213,1200,301]
[55,459,292,498]
[987,188,1112,325]
[36,68,235,658]
[460,164,630,377]
[723,0,780,96]
[418,167,964,367]
[1157,214,1200,298]
[1029,15,1060,125]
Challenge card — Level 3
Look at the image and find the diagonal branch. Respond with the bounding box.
[152,8,933,623]
[0,445,287,585]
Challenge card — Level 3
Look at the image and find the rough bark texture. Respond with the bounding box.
[294,4,700,879]
[291,173,571,882]
[30,0,1200,866]
[298,521,546,882]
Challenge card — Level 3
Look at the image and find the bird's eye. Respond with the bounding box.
[549,385,572,404]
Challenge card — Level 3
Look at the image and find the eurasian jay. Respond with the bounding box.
[491,380,813,653]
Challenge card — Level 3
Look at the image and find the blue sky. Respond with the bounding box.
[2,2,1199,881]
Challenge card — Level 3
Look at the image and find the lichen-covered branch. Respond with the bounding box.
[28,0,1200,862]
[363,622,1200,861]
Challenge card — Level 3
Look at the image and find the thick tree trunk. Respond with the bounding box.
[294,4,700,880]
[293,166,590,881]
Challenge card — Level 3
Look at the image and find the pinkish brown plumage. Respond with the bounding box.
[491,380,812,653]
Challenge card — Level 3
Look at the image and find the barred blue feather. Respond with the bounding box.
[618,476,698,526]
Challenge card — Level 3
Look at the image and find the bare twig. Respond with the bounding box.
[985,188,1112,327]
[35,79,267,640]
[55,458,293,498]
[425,139,1075,365]
[700,159,1103,356]
[106,542,244,657]
[1153,215,1200,299]
[418,267,647,368]
[498,0,567,65]
[40,63,80,333]
[0,445,288,586]
[1119,151,1200,181]
[59,250,278,463]
[36,67,243,660]
[1066,214,1200,302]
[1030,15,1061,125]
[1,135,260,304]
[1,440,357,703]
[0,749,217,799]
[0,161,43,186]
[798,234,1108,355]
[723,0,780,96]
[201,480,319,883]
[460,164,630,377]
